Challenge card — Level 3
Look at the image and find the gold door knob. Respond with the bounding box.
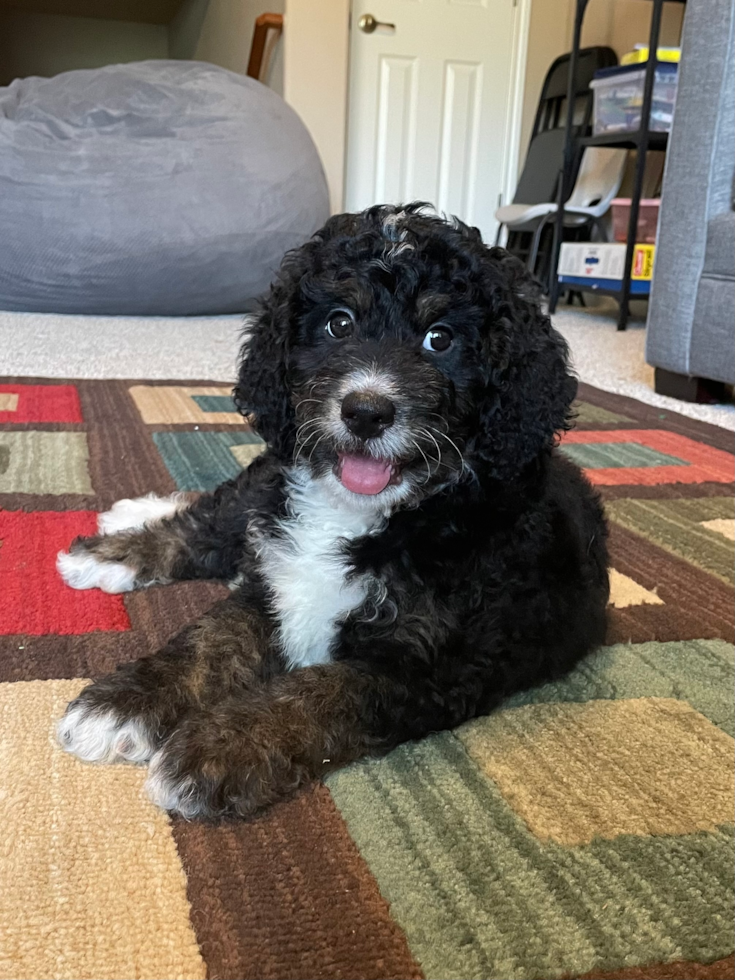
[358,13,396,34]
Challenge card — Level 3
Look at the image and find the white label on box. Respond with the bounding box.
[559,243,626,279]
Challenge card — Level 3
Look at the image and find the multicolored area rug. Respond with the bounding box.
[0,376,733,980]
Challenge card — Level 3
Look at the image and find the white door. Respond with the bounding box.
[345,0,522,242]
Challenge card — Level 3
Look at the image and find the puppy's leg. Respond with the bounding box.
[57,493,196,593]
[145,664,395,819]
[57,598,276,765]
[96,492,192,536]
[56,456,268,591]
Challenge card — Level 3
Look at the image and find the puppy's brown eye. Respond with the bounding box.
[422,326,453,352]
[326,311,353,339]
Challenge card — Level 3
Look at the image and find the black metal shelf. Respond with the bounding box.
[580,130,669,151]
[547,0,685,330]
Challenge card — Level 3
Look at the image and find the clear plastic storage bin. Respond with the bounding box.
[590,63,678,135]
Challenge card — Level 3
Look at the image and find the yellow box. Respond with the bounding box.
[631,243,655,280]
[621,47,681,65]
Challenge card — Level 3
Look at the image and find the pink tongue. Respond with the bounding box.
[339,454,392,495]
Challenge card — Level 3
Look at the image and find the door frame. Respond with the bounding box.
[284,0,532,219]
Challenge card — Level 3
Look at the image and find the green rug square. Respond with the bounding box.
[152,431,265,491]
[0,431,92,494]
[561,441,689,469]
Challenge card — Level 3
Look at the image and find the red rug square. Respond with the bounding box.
[0,384,83,423]
[0,510,130,635]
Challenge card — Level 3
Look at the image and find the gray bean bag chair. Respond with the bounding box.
[0,61,329,315]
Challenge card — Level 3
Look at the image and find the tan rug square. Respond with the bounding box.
[701,518,735,541]
[0,393,19,412]
[0,679,205,980]
[457,698,735,845]
[230,442,267,467]
[608,568,664,608]
[129,385,242,425]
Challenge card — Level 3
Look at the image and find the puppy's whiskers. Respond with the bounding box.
[307,432,328,463]
[409,438,432,484]
[419,428,444,469]
[293,419,323,464]
[415,428,448,472]
[433,428,469,476]
[294,419,321,446]
[295,418,321,437]
[294,398,325,415]
[426,412,451,434]
[307,379,334,396]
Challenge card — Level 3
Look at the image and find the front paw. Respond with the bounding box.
[57,685,158,764]
[145,712,298,820]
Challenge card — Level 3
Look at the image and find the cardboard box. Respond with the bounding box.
[558,243,655,281]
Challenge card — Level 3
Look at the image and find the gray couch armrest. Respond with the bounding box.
[646,0,735,377]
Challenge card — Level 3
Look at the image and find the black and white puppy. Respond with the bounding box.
[57,204,609,820]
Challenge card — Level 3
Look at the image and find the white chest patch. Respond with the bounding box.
[256,470,385,669]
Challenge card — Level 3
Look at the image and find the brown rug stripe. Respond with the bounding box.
[0,632,145,683]
[80,380,180,509]
[606,523,735,644]
[0,491,97,513]
[600,481,735,501]
[0,421,85,433]
[573,953,735,979]
[172,783,424,980]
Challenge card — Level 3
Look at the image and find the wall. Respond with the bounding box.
[283,0,350,214]
[169,0,285,94]
[519,0,575,168]
[0,3,286,91]
[582,0,685,55]
[0,10,168,84]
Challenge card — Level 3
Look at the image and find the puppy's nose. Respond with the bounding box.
[341,391,395,441]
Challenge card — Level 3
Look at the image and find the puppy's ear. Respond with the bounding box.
[469,250,577,479]
[234,215,360,450]
[233,294,293,451]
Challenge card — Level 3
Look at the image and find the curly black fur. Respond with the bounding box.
[231,203,608,730]
[59,204,609,819]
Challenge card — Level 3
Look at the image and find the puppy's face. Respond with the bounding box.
[236,205,576,506]
[287,257,486,509]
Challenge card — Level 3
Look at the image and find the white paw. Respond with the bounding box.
[97,492,189,535]
[145,750,203,818]
[56,549,137,593]
[57,704,155,764]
